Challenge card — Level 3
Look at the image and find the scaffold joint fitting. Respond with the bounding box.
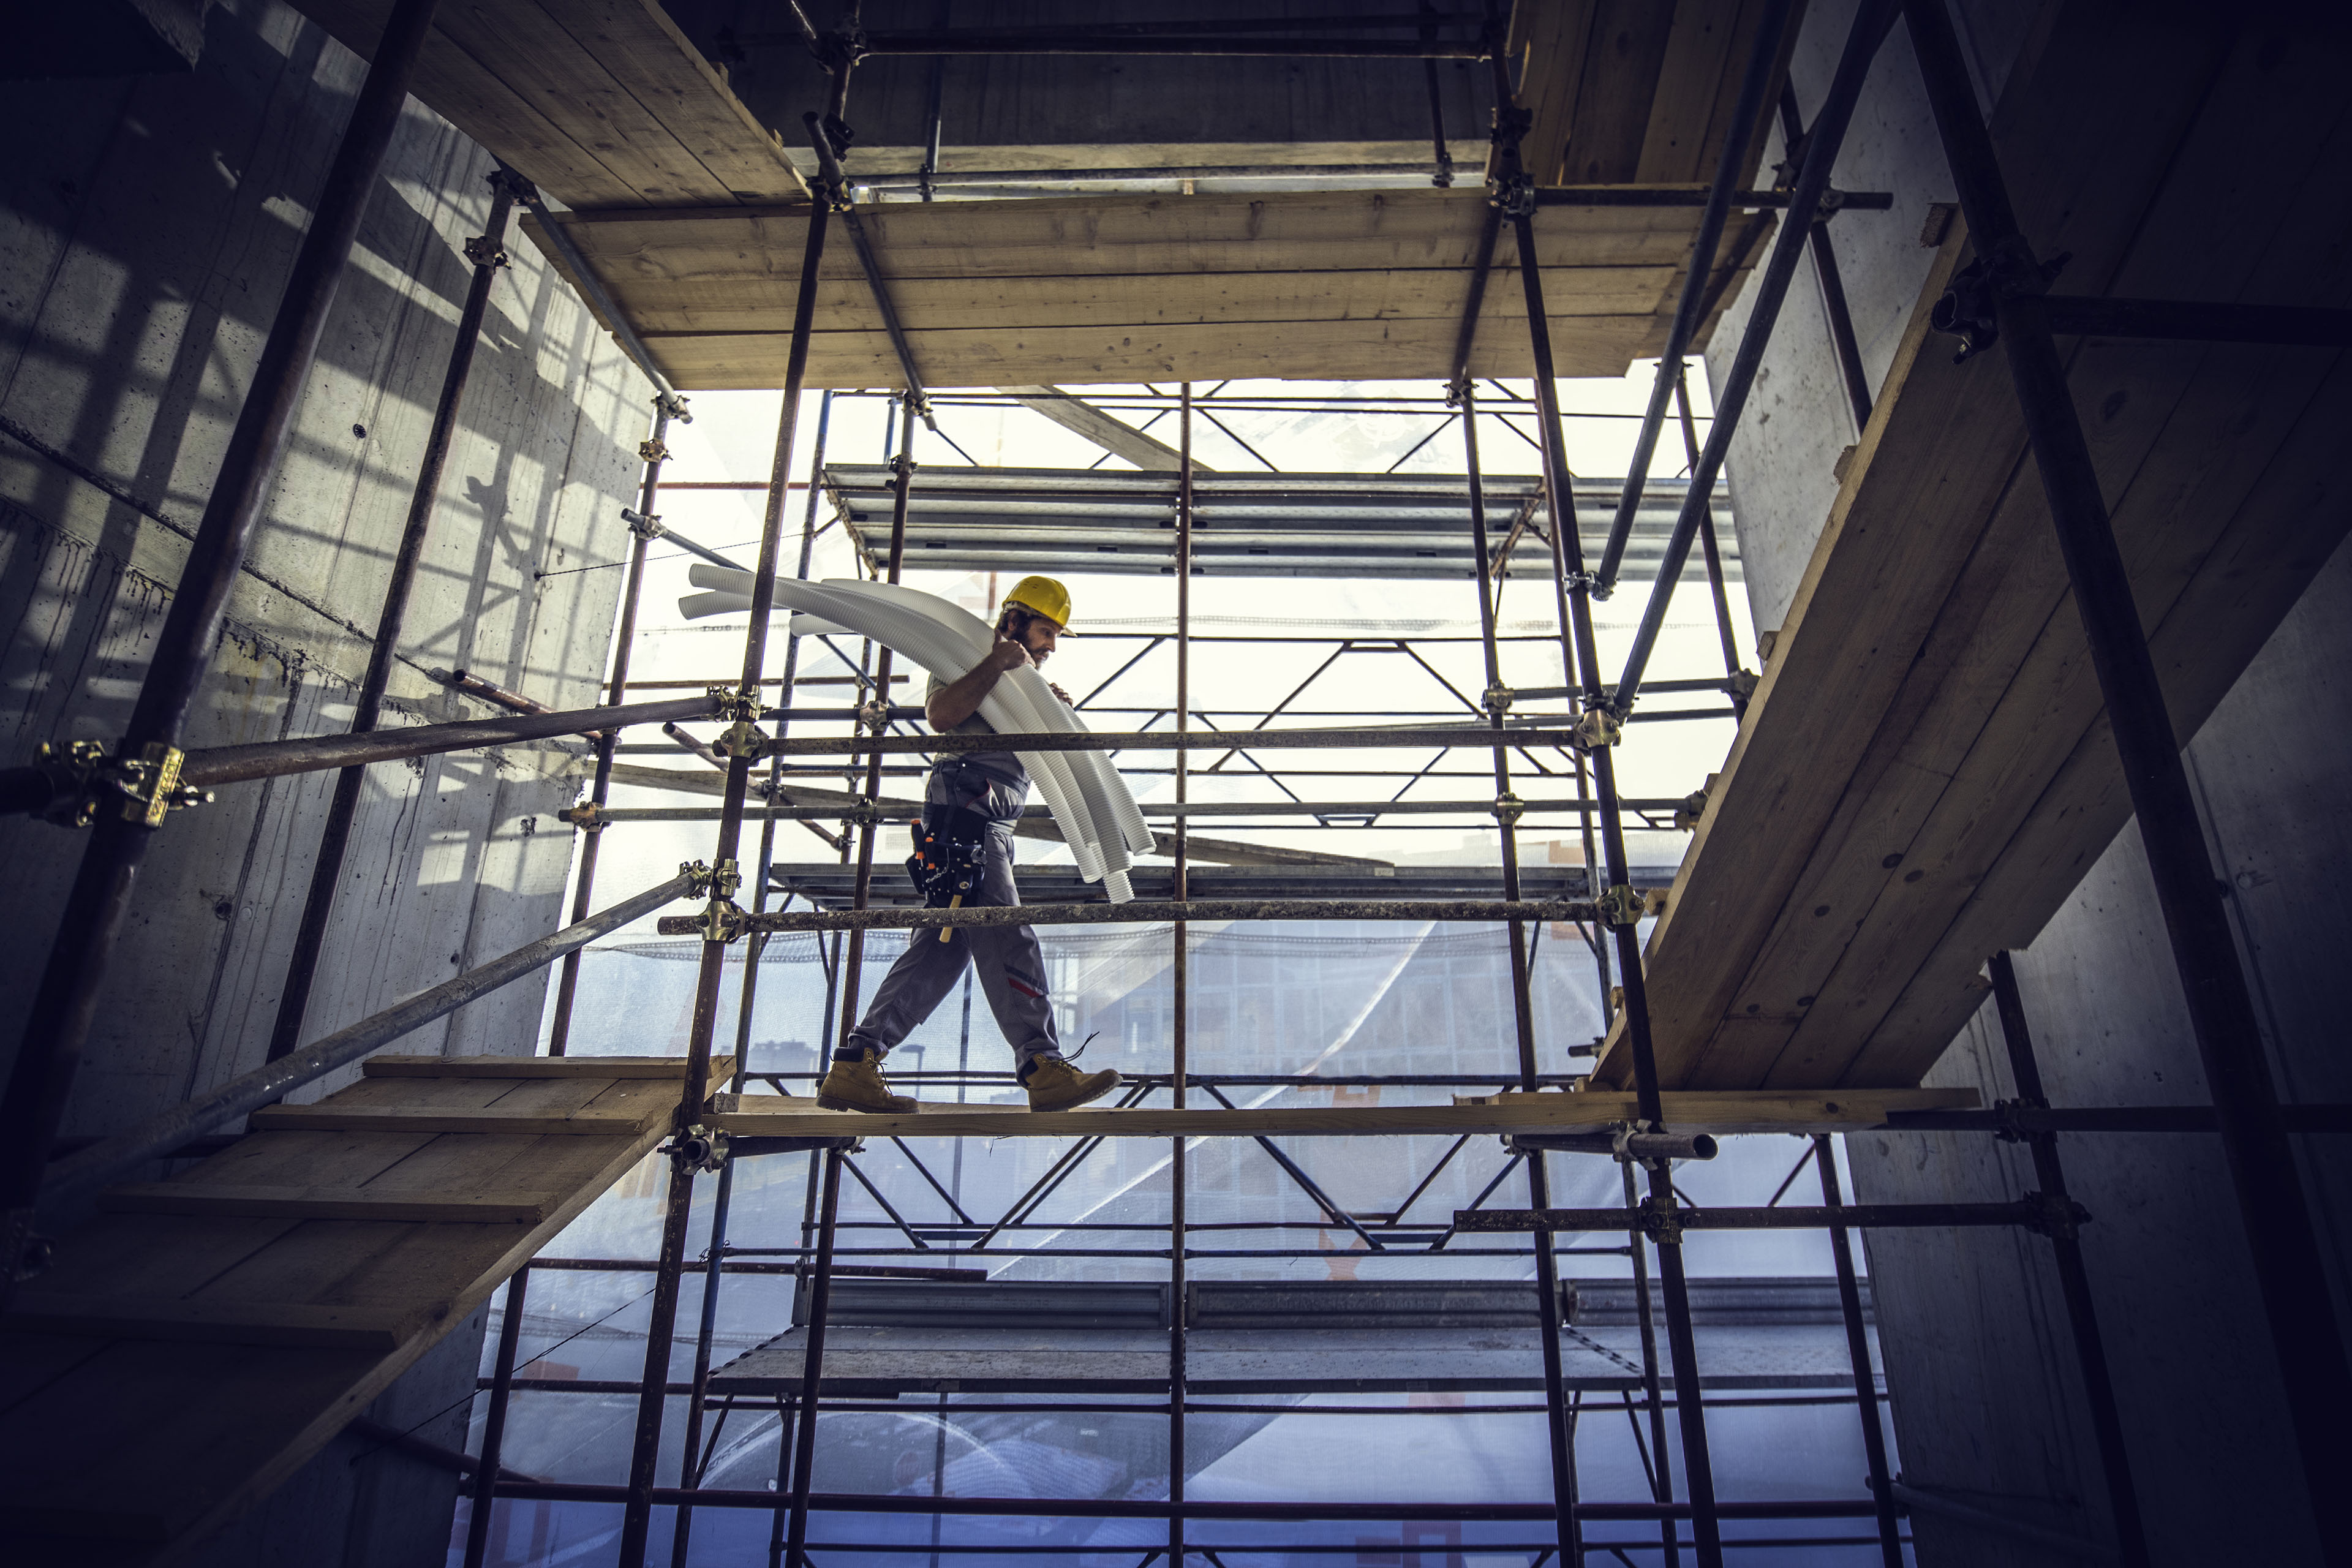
[1444,376,1474,409]
[666,1123,731,1174]
[1570,706,1623,753]
[708,686,765,723]
[561,801,608,832]
[654,391,692,423]
[1597,884,1645,928]
[836,797,888,829]
[1727,669,1760,704]
[37,739,214,829]
[1492,792,1525,827]
[638,437,671,466]
[1931,236,2071,364]
[2021,1188,2092,1242]
[690,898,748,944]
[1673,775,1716,832]
[1488,169,1536,219]
[1481,682,1514,718]
[622,507,665,541]
[462,235,509,270]
[856,698,892,730]
[1635,1192,1686,1245]
[715,718,767,758]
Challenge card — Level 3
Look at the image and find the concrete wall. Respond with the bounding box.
[1702,1,2350,1562]
[0,0,644,1557]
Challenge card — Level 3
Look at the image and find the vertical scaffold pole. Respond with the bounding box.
[0,0,444,1295]
[1619,1161,1680,1565]
[1673,369,1747,711]
[1167,381,1193,1567]
[266,165,527,1066]
[1904,4,2352,1550]
[615,162,833,1566]
[1812,1136,1901,1565]
[546,385,684,1054]
[1987,953,2150,1566]
[461,1263,530,1568]
[1457,382,1580,1563]
[671,390,834,1566]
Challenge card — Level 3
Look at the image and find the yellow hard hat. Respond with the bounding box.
[1001,575,1071,629]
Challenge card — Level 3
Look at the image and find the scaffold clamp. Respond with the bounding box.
[856,698,892,730]
[1488,168,1536,219]
[2021,1189,2092,1242]
[1931,236,2071,364]
[836,796,888,829]
[708,685,765,724]
[1481,681,1514,718]
[1635,1191,1686,1245]
[654,390,692,422]
[638,437,671,465]
[666,1123,731,1174]
[1597,884,1645,928]
[561,800,609,832]
[31,739,213,829]
[1492,792,1525,827]
[1570,706,1623,753]
[462,235,509,270]
[622,507,665,541]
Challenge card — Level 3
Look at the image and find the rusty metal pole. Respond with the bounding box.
[264,167,529,1066]
[614,149,833,1563]
[545,387,687,1054]
[0,0,443,1294]
[462,1263,530,1568]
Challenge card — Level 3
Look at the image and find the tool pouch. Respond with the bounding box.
[906,803,991,908]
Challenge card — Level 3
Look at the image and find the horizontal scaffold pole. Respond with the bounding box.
[656,897,1598,937]
[578,795,1692,824]
[1457,1199,2070,1233]
[708,1088,1977,1142]
[178,695,721,786]
[37,873,693,1218]
[760,724,1592,760]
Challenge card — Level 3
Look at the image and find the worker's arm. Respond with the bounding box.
[926,636,1031,730]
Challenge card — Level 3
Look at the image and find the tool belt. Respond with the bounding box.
[907,802,992,941]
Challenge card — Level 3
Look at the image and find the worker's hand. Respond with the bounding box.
[984,635,1032,674]
[1047,681,1073,707]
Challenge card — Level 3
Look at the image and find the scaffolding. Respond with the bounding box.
[4,4,2350,1567]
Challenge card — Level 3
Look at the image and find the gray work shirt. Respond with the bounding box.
[925,672,1030,823]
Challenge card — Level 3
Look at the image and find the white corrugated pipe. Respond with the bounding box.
[678,570,1150,902]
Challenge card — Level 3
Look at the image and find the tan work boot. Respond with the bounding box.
[817,1047,917,1114]
[1022,1055,1121,1113]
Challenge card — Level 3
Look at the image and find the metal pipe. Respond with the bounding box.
[1612,0,1897,709]
[1778,83,1874,434]
[760,723,1619,759]
[2038,296,2352,346]
[785,1148,849,1564]
[845,31,1490,58]
[1904,2,2352,1548]
[265,167,526,1066]
[547,390,684,1054]
[1813,1136,1901,1565]
[1592,0,1793,591]
[0,0,444,1293]
[1621,1161,1681,1566]
[1988,954,2149,1566]
[1675,368,1747,714]
[1500,44,1730,1557]
[1457,1200,2075,1232]
[1169,380,1193,1566]
[461,1264,530,1568]
[617,157,836,1568]
[807,121,934,426]
[37,873,690,1219]
[661,898,1597,937]
[164,694,717,788]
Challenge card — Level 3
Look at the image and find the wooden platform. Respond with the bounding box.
[1594,6,2352,1093]
[529,187,1771,390]
[292,0,805,208]
[0,1055,728,1558]
[712,1087,1975,1142]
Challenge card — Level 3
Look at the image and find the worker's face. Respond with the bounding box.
[1017,613,1061,664]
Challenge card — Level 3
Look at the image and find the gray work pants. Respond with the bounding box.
[846,816,1061,1071]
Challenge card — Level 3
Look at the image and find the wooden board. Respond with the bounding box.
[1506,0,1796,188]
[526,187,1770,390]
[286,0,804,209]
[712,1087,1977,1142]
[1589,7,2352,1092]
[361,1053,703,1077]
[0,1058,725,1553]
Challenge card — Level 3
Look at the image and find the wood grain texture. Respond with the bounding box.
[361,1052,706,1077]
[1591,7,2352,1091]
[712,1087,1977,1141]
[0,1061,712,1550]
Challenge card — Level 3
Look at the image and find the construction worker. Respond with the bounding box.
[818,575,1124,1115]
